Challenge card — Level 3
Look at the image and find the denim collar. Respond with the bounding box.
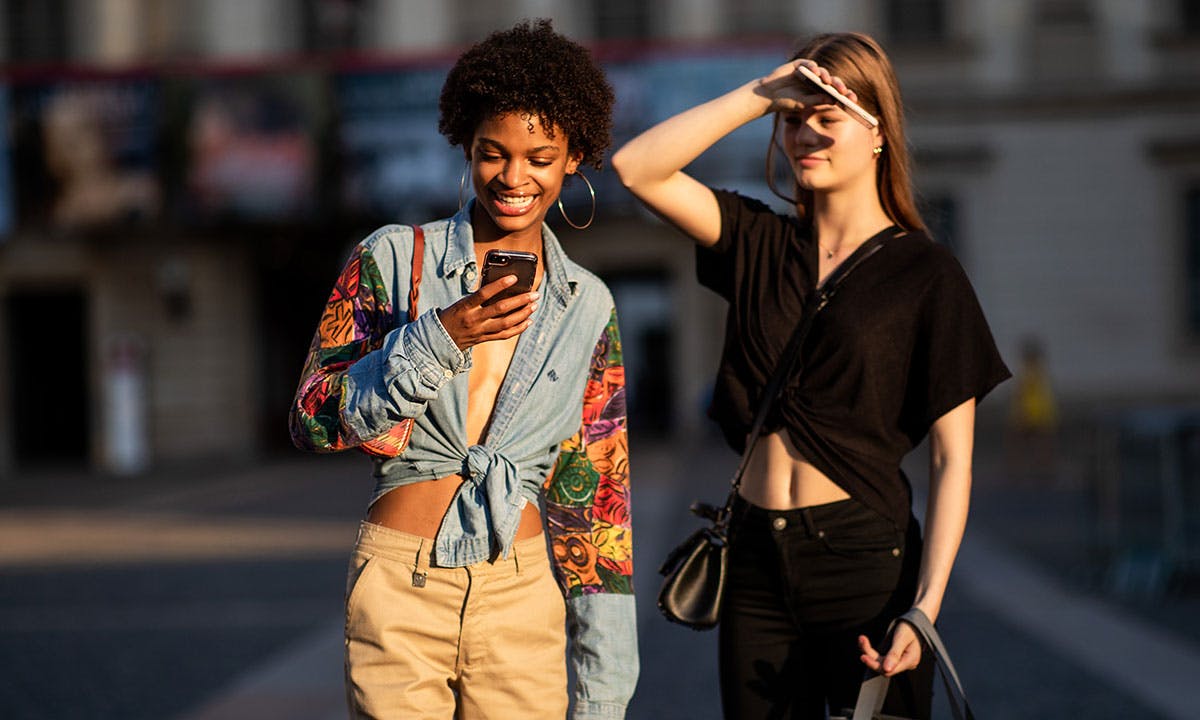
[441,201,578,308]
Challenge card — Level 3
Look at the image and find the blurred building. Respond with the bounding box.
[0,0,1198,476]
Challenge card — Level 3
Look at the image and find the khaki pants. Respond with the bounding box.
[344,521,568,719]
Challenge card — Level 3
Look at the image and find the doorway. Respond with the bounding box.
[4,288,90,466]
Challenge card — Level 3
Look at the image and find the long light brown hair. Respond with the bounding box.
[766,32,926,232]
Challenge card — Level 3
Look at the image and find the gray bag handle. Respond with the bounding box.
[850,608,975,720]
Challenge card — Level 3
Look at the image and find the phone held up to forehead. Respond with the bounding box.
[480,249,538,307]
[794,64,879,129]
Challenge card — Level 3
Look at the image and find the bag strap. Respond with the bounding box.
[720,230,893,517]
[900,609,972,719]
[850,608,975,720]
[408,225,426,322]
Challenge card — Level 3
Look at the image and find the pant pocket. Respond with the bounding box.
[344,550,380,633]
[817,523,904,559]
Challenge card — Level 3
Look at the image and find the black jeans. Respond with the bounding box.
[718,495,933,719]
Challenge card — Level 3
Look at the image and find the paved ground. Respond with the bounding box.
[1,428,1198,719]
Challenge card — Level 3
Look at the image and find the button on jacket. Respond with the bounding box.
[290,202,638,719]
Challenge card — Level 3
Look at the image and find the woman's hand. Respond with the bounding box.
[755,59,859,114]
[857,622,923,677]
[437,275,539,351]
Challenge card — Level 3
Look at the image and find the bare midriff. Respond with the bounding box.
[366,477,543,540]
[368,253,545,542]
[738,430,851,509]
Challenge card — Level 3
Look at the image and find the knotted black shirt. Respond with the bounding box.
[697,190,1010,526]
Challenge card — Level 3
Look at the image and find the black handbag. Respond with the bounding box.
[830,608,976,720]
[657,234,890,630]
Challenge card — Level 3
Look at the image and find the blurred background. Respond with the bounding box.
[0,1,1198,718]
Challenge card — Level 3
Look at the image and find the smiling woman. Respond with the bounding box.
[467,112,578,239]
[288,18,635,720]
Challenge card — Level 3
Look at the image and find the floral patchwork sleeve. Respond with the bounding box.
[544,308,632,594]
[544,309,638,719]
[290,242,398,453]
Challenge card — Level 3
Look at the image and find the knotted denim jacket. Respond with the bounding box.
[290,203,637,719]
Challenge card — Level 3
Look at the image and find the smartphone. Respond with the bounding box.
[795,64,879,129]
[479,249,538,307]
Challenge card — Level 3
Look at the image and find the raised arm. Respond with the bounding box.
[610,59,843,247]
[610,82,761,246]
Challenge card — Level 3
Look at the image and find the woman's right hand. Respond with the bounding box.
[755,59,857,114]
[437,275,539,351]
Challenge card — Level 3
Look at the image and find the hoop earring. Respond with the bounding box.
[459,160,471,209]
[556,171,596,230]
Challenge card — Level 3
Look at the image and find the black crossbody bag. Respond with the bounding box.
[657,232,891,630]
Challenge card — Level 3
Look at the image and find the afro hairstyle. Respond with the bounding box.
[438,18,614,170]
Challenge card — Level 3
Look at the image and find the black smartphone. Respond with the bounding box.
[795,64,878,129]
[479,249,538,307]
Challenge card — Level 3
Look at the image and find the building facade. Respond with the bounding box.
[1,0,1197,476]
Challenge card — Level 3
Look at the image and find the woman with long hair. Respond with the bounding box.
[613,32,1008,718]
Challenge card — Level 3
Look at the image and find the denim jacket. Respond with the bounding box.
[289,203,638,719]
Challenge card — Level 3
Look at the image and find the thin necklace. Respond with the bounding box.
[819,239,866,259]
[813,230,836,259]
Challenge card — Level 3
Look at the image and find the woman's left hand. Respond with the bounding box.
[858,622,923,677]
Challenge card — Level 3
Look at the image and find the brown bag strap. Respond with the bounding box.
[408,225,425,322]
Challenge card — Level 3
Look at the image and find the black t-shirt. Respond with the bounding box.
[697,190,1011,526]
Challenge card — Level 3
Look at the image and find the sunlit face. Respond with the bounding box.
[468,112,580,238]
[780,102,882,195]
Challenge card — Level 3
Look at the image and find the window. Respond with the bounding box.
[5,0,68,63]
[301,0,364,53]
[1028,0,1098,80]
[884,0,947,44]
[1184,0,1200,34]
[1186,184,1200,335]
[724,0,795,38]
[1033,0,1095,27]
[454,0,519,44]
[1145,139,1200,337]
[593,0,653,40]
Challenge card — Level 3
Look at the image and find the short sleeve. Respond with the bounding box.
[695,189,777,300]
[908,251,1011,433]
